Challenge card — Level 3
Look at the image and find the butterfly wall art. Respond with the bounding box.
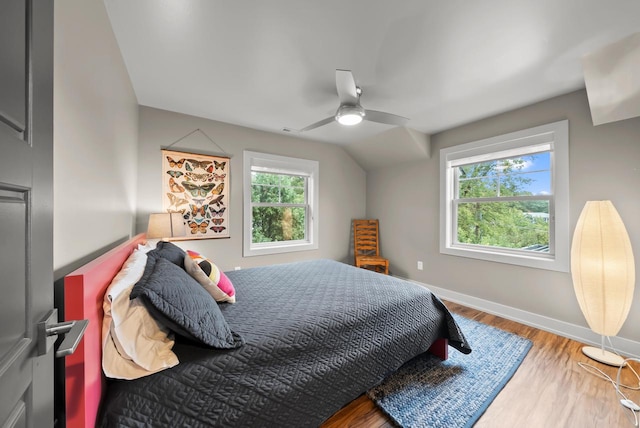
[161,149,230,239]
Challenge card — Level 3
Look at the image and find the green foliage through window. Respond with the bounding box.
[252,207,306,243]
[251,172,307,243]
[455,153,550,252]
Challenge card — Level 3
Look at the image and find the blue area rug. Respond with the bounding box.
[368,314,532,428]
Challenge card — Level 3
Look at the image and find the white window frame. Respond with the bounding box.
[243,150,319,257]
[440,120,569,272]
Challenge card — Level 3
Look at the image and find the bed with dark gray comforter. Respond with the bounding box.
[100,259,471,427]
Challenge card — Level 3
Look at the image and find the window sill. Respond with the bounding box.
[440,244,569,272]
[243,240,318,257]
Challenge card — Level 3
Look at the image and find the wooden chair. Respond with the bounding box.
[353,219,389,275]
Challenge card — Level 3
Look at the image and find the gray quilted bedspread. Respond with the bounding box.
[100,259,471,427]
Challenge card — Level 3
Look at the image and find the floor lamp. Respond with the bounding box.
[571,201,635,367]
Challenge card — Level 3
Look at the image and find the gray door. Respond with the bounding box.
[0,1,54,427]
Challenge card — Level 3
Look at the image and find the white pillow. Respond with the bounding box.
[102,248,149,346]
[103,320,173,379]
[102,247,178,379]
[109,284,178,372]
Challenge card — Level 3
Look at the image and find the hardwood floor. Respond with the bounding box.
[322,301,639,428]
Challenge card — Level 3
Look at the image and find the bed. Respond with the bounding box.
[63,234,470,428]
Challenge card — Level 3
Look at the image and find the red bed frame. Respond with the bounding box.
[63,233,146,428]
[62,233,447,427]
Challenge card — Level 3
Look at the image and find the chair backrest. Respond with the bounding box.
[353,219,380,259]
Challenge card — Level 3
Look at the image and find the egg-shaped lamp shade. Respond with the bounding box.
[571,201,635,365]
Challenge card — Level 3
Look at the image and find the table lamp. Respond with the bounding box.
[147,212,186,240]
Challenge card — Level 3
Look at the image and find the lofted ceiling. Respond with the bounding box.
[103,0,640,147]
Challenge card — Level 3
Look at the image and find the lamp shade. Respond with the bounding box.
[147,213,186,239]
[571,201,635,337]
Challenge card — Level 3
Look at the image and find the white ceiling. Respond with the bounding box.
[103,0,640,145]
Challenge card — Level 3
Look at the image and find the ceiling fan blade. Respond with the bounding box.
[335,69,359,105]
[364,109,409,127]
[299,116,335,132]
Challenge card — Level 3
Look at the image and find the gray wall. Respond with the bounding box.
[53,0,139,275]
[136,106,366,270]
[51,2,638,350]
[367,89,640,344]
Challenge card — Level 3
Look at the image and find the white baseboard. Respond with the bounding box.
[397,276,640,360]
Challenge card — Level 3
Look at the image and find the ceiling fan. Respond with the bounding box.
[292,69,409,132]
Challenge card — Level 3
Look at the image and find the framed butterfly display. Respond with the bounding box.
[162,149,230,239]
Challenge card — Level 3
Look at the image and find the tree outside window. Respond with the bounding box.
[455,152,550,252]
[251,172,307,243]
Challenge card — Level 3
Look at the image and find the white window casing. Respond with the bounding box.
[243,150,319,257]
[440,120,569,272]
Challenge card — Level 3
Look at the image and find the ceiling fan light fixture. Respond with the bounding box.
[335,104,365,126]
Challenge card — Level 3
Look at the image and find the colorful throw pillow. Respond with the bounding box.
[184,250,236,303]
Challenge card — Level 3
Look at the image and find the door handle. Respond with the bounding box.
[37,308,89,357]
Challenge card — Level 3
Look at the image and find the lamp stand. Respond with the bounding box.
[582,336,627,367]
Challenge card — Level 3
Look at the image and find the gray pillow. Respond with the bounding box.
[131,257,244,349]
[148,241,187,268]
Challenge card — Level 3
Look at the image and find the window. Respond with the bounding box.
[243,151,319,256]
[440,120,569,271]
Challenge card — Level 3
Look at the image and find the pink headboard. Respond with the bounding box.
[64,234,147,428]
